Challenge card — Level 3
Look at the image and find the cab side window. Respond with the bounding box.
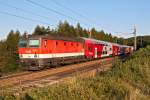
[56,41,58,46]
[44,40,47,48]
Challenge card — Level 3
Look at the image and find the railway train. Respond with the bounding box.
[18,35,134,70]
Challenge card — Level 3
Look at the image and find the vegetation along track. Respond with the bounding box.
[0,57,116,88]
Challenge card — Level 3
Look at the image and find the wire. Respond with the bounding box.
[50,0,94,27]
[0,2,56,21]
[50,0,100,25]
[25,0,90,26]
[50,0,90,21]
[0,11,53,26]
[1,0,124,37]
[25,0,116,32]
[26,0,78,21]
[50,0,117,33]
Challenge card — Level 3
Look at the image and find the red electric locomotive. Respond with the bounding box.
[19,35,85,70]
[18,35,133,70]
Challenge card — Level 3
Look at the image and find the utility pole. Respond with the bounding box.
[133,26,137,50]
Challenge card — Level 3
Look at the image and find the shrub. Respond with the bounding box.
[0,46,150,100]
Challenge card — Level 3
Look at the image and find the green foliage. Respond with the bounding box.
[33,25,52,35]
[0,30,21,74]
[125,36,150,48]
[32,21,117,43]
[1,46,150,100]
[57,21,76,37]
[25,46,150,99]
[105,46,150,95]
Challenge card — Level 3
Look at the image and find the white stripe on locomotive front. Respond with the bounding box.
[20,52,85,59]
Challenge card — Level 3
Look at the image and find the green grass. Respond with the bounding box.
[0,46,150,100]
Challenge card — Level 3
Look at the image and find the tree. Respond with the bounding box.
[6,30,20,54]
[57,21,76,37]
[33,25,48,35]
[91,28,98,39]
[75,23,83,37]
[2,30,21,72]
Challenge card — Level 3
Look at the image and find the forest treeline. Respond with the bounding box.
[0,21,150,73]
[32,21,121,43]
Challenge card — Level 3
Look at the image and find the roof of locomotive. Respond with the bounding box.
[27,34,83,42]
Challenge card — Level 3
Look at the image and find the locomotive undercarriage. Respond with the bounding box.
[20,55,86,70]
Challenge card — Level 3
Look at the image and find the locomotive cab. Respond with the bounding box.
[19,38,44,70]
[19,39,41,58]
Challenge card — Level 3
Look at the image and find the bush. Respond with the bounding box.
[0,46,150,100]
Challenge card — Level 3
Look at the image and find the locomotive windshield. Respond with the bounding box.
[29,39,40,47]
[19,40,27,47]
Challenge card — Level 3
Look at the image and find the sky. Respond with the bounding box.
[0,0,150,40]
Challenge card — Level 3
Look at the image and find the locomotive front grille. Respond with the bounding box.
[20,59,45,70]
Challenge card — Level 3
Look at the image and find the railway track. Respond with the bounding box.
[0,57,115,89]
[0,71,32,80]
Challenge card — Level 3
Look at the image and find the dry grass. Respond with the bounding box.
[0,46,150,100]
